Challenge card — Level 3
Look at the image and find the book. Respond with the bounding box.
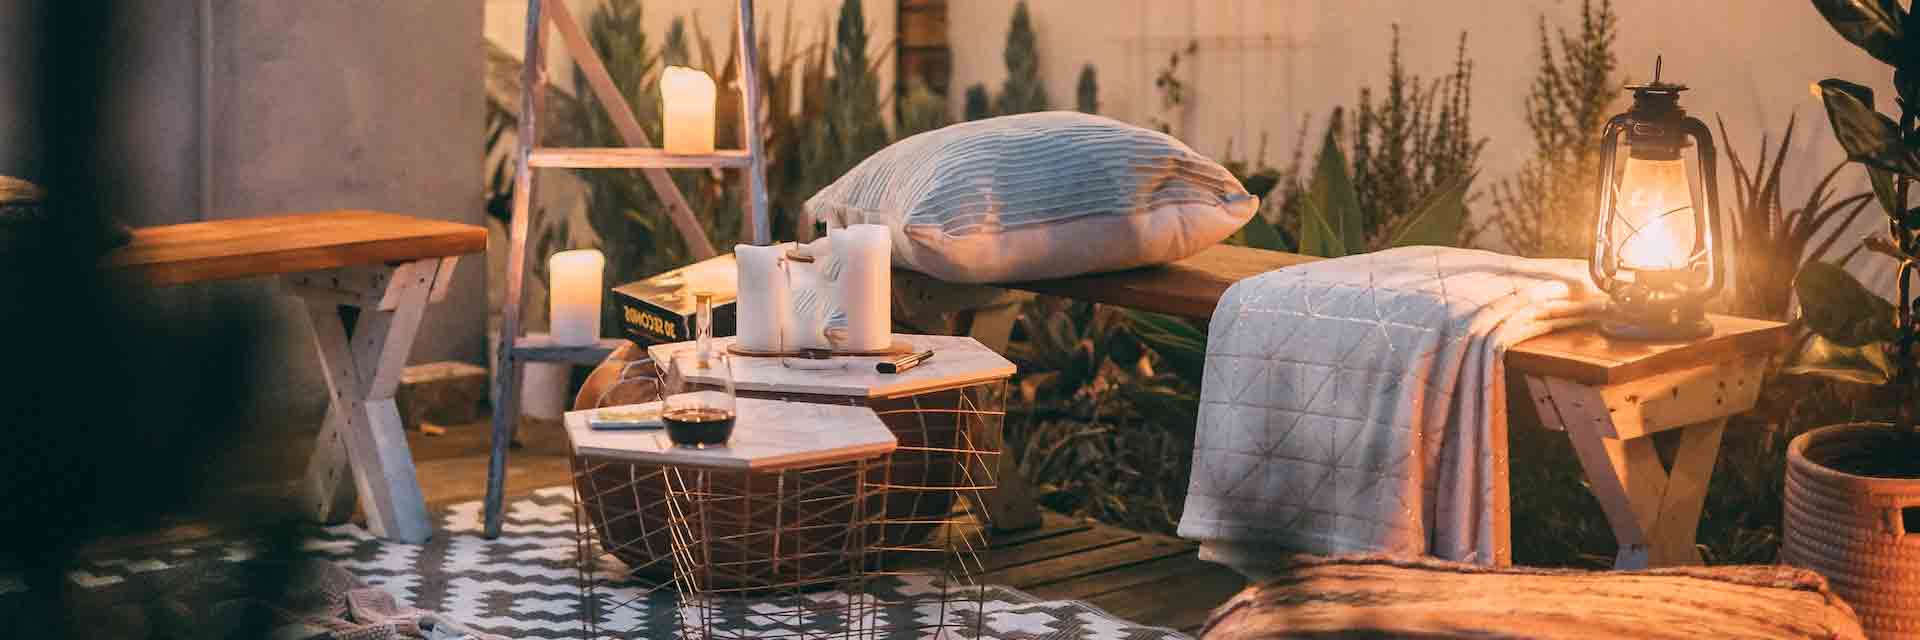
[610,253,738,346]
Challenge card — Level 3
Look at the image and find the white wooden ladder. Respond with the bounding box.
[487,0,770,538]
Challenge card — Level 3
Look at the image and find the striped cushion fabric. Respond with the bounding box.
[806,111,1258,283]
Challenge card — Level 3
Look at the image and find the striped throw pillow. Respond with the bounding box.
[805,111,1257,283]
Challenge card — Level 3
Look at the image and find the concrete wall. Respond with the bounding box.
[0,1,486,424]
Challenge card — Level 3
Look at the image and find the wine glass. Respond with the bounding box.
[661,291,737,447]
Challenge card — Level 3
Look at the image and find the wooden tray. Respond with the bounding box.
[727,339,914,358]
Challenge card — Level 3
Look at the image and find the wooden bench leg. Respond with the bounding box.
[287,258,448,543]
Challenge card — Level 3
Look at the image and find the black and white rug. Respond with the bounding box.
[3,487,1193,639]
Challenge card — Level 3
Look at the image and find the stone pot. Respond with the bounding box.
[1783,422,1920,639]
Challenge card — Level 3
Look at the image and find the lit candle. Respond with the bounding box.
[549,249,605,346]
[661,66,716,154]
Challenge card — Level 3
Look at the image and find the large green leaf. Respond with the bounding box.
[1122,309,1206,383]
[1239,213,1291,252]
[1298,197,1348,258]
[1797,261,1899,346]
[1389,171,1476,248]
[1869,165,1902,218]
[1811,0,1906,66]
[1816,79,1920,176]
[1783,334,1895,385]
[1307,134,1365,254]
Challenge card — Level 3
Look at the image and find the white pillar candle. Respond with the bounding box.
[661,66,716,154]
[832,224,892,352]
[734,243,792,352]
[549,249,605,346]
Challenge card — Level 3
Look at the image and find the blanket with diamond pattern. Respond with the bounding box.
[1178,247,1604,568]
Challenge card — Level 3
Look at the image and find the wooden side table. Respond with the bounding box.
[1509,314,1792,569]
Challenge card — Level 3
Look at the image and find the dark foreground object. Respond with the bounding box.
[1199,554,1865,640]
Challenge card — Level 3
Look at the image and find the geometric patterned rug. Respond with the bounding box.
[2,487,1193,639]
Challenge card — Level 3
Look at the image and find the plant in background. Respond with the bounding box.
[963,84,990,121]
[896,77,950,139]
[1350,28,1483,249]
[994,1,1049,116]
[800,0,892,205]
[1790,2,1920,403]
[1148,40,1197,135]
[1481,0,1620,257]
[1719,115,1875,320]
[1076,63,1100,114]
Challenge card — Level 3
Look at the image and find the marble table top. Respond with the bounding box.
[645,333,1016,398]
[564,396,896,472]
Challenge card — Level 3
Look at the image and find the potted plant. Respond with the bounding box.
[1783,1,1920,636]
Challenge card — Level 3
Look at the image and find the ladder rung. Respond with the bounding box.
[511,336,626,364]
[529,147,754,170]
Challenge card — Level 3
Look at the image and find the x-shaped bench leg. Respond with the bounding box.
[1523,355,1764,568]
[286,257,458,544]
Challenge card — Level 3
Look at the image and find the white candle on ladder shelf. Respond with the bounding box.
[661,66,716,154]
[549,249,605,346]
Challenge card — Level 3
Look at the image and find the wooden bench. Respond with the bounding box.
[105,210,487,543]
[968,244,1787,568]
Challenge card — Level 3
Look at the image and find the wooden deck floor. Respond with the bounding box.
[82,419,1244,636]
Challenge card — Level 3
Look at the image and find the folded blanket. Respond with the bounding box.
[1177,246,1603,567]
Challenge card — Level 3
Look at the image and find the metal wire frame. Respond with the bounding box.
[570,378,1007,638]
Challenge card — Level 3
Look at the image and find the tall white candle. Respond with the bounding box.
[661,66,716,154]
[734,243,792,352]
[549,249,605,346]
[833,224,892,352]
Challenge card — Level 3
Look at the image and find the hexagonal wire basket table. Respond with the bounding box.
[567,339,1005,639]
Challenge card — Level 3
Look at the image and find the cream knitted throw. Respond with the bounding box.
[1178,247,1604,567]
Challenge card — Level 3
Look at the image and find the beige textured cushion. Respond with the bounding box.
[1200,554,1866,640]
[806,111,1257,283]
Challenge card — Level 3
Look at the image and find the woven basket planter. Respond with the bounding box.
[1783,422,1920,639]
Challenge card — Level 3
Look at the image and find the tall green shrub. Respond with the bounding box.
[801,0,891,196]
[994,1,1049,115]
[1480,0,1621,257]
[963,84,990,121]
[1076,63,1099,114]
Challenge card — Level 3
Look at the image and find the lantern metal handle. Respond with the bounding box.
[1590,115,1632,291]
[1681,115,1725,300]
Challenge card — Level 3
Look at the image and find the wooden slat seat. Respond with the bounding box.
[105,209,487,286]
[996,244,1321,320]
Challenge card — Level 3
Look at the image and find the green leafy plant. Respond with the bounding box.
[1076,63,1100,114]
[963,84,990,121]
[1719,115,1875,321]
[963,1,1052,122]
[994,1,1049,116]
[1350,27,1483,249]
[1790,0,1920,423]
[1481,0,1621,257]
[1148,40,1197,135]
[896,77,950,139]
[800,0,892,203]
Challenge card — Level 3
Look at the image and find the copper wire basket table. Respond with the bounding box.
[566,388,996,638]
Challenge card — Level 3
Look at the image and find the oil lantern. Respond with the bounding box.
[1591,59,1724,340]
